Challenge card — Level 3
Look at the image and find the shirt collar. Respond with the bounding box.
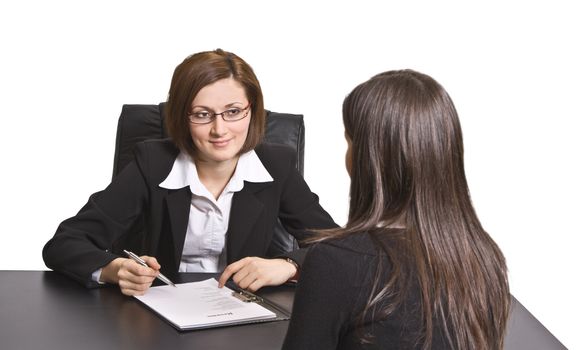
[159,150,273,196]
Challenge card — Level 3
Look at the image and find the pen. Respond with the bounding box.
[123,249,177,287]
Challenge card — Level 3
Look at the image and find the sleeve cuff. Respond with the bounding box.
[91,268,106,285]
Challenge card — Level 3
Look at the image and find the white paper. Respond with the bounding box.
[134,278,276,330]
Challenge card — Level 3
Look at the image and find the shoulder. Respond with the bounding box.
[134,137,178,154]
[304,233,380,281]
[133,138,180,181]
[254,142,297,178]
[319,232,381,257]
[255,142,296,163]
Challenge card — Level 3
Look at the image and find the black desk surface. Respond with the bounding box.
[0,271,566,350]
[0,271,293,350]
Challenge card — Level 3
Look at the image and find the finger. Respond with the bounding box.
[120,270,157,285]
[123,259,158,277]
[231,263,254,285]
[240,259,293,290]
[119,279,152,292]
[246,279,266,293]
[121,289,146,296]
[119,279,153,296]
[235,272,257,291]
[119,261,158,284]
[218,258,249,287]
[120,285,151,296]
[141,256,161,271]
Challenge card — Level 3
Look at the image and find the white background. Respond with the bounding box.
[1,1,586,348]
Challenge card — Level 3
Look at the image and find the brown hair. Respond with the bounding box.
[316,70,510,349]
[165,49,265,156]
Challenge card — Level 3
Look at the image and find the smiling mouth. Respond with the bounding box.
[210,139,231,146]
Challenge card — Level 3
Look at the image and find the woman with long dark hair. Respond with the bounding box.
[283,70,510,349]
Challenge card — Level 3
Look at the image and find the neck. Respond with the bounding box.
[193,155,239,200]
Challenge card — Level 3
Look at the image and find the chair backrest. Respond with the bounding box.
[112,102,304,256]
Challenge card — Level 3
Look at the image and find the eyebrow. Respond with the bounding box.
[191,102,246,110]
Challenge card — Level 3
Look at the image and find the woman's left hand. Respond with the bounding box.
[218,257,297,292]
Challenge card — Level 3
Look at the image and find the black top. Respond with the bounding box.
[42,140,337,287]
[283,232,452,350]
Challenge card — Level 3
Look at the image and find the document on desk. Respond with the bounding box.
[134,278,278,330]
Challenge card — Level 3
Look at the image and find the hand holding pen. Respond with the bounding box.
[99,250,176,296]
[124,250,176,288]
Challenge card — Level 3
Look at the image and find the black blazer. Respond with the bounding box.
[43,140,337,287]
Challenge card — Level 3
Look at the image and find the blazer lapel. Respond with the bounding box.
[226,182,272,262]
[164,187,191,270]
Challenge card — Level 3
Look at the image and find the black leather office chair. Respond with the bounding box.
[111,102,304,257]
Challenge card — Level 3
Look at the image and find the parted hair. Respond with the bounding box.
[165,49,265,156]
[317,70,510,349]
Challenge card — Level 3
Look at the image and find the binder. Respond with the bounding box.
[134,278,290,331]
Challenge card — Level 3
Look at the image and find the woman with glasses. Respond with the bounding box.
[282,70,510,349]
[43,49,337,295]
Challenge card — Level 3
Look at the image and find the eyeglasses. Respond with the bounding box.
[188,105,251,124]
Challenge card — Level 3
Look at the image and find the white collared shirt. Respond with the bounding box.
[159,150,273,273]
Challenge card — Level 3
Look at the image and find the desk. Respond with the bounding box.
[0,271,292,350]
[0,271,566,350]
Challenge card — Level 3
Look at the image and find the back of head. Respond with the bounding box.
[342,70,510,349]
[165,49,265,156]
[343,70,465,227]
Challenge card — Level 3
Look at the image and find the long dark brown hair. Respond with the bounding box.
[316,70,510,349]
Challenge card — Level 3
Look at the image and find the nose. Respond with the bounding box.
[210,115,228,136]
